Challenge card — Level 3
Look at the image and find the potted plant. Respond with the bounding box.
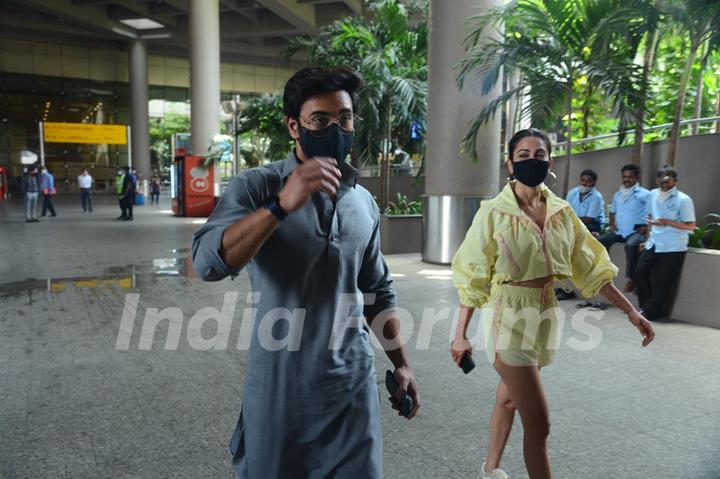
[380,193,423,255]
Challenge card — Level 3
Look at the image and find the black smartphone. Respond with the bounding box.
[385,370,413,418]
[460,351,475,374]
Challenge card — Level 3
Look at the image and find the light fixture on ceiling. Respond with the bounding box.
[139,32,172,40]
[112,26,137,39]
[119,18,165,30]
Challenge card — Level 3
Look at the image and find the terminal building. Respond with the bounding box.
[0,0,509,265]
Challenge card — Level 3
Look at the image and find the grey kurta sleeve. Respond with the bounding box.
[191,174,259,282]
[357,205,397,318]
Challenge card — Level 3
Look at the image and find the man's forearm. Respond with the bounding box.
[221,208,280,269]
[665,220,695,231]
[366,314,409,368]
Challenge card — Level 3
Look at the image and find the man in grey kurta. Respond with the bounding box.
[192,66,420,478]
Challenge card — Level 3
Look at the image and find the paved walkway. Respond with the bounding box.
[1,194,719,478]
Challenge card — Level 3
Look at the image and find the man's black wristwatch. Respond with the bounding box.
[266,198,288,221]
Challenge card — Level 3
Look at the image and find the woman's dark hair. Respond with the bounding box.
[282,66,362,118]
[580,169,598,183]
[507,128,552,160]
[621,164,641,177]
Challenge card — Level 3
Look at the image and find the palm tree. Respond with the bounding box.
[691,37,720,135]
[286,0,428,209]
[236,93,294,163]
[662,0,720,166]
[630,1,663,165]
[458,0,647,196]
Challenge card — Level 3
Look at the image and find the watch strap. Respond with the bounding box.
[267,199,288,221]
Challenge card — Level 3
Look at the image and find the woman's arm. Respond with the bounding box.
[600,282,655,347]
[451,305,475,365]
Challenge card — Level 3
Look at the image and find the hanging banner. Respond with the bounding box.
[43,122,127,145]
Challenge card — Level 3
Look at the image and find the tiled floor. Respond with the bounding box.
[1,194,718,478]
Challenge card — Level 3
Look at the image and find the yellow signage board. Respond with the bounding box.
[44,122,127,145]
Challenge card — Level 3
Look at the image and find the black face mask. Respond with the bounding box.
[298,123,354,167]
[512,158,549,187]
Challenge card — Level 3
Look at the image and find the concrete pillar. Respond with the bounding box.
[422,0,504,264]
[189,0,221,156]
[129,39,151,179]
[505,69,531,150]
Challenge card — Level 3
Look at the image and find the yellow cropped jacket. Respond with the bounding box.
[452,182,618,308]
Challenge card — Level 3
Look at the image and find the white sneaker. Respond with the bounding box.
[479,460,509,479]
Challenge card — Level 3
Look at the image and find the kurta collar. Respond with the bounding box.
[281,150,358,188]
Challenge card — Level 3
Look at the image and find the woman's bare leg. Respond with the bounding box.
[494,356,551,479]
[484,380,516,470]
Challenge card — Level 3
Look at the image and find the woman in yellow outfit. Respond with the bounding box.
[450,129,655,479]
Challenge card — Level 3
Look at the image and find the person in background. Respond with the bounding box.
[116,168,127,220]
[121,166,135,221]
[130,166,138,205]
[597,164,650,292]
[566,169,605,235]
[636,166,696,322]
[40,166,57,217]
[23,166,40,223]
[556,169,607,300]
[77,168,94,212]
[391,140,412,176]
[150,174,161,205]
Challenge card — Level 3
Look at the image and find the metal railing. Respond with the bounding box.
[357,165,423,178]
[548,116,720,157]
[220,116,720,184]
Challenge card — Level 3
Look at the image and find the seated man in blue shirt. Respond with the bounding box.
[636,166,696,322]
[556,169,607,301]
[598,164,650,292]
[567,169,606,235]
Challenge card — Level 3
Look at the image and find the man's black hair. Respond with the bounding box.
[282,66,362,118]
[621,164,640,177]
[580,169,598,183]
[657,165,678,179]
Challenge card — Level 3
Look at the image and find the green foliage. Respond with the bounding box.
[571,75,618,147]
[645,33,693,135]
[237,93,294,162]
[149,112,190,171]
[385,192,422,215]
[458,0,649,194]
[286,0,428,166]
[645,29,720,141]
[689,213,720,249]
[203,137,231,167]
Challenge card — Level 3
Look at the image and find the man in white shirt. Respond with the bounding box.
[636,166,696,321]
[77,168,93,212]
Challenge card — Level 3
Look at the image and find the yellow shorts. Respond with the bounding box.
[481,283,562,367]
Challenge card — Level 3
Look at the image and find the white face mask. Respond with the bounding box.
[658,186,676,201]
[579,185,593,194]
[619,183,637,201]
